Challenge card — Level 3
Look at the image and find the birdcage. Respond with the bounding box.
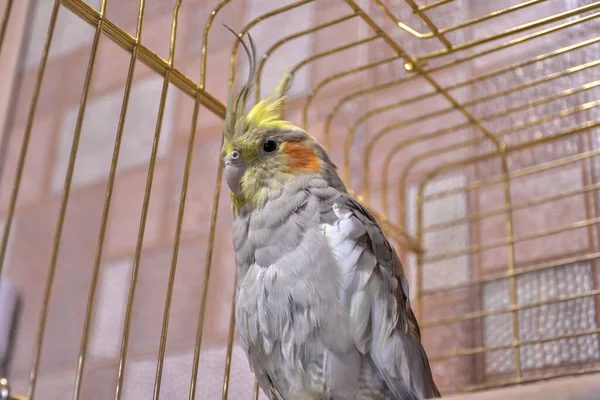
[0,0,599,399]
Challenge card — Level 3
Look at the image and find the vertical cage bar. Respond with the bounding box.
[28,1,108,398]
[72,1,147,398]
[152,2,200,396]
[0,0,14,53]
[188,2,231,399]
[222,284,237,400]
[0,0,60,278]
[415,186,425,322]
[188,121,226,400]
[253,379,260,400]
[114,1,182,398]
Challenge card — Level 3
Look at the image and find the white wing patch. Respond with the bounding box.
[320,203,378,354]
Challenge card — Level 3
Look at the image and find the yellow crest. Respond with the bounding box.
[245,71,293,131]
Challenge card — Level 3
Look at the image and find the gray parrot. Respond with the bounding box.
[221,29,441,400]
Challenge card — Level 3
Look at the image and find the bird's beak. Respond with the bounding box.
[224,160,247,197]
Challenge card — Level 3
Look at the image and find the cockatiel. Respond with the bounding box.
[222,29,441,400]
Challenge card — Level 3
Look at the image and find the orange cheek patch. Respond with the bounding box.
[282,142,321,173]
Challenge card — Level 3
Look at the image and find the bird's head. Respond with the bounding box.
[221,29,336,214]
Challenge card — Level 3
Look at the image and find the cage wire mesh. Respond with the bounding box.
[0,0,599,399]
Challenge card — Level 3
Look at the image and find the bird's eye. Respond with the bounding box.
[262,140,277,153]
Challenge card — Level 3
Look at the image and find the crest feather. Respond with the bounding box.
[245,71,292,131]
[223,27,292,140]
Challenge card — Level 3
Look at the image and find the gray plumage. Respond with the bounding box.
[230,133,441,400]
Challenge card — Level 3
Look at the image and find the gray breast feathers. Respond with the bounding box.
[232,185,440,399]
